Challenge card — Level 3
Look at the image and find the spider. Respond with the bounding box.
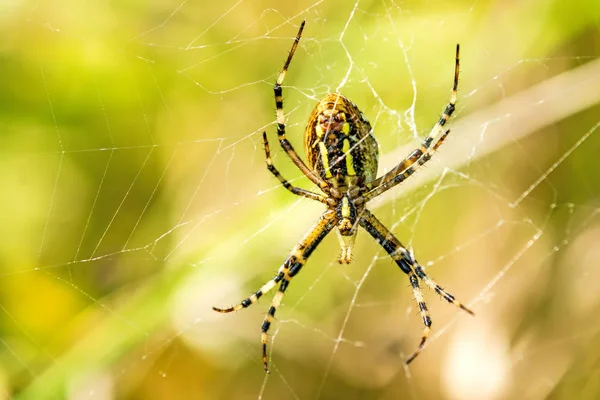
[213,21,474,373]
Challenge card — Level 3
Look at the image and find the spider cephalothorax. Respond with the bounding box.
[335,194,358,235]
[213,21,474,373]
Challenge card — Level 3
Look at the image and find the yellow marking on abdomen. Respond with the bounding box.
[318,142,333,178]
[342,122,350,135]
[342,138,356,176]
[316,125,324,138]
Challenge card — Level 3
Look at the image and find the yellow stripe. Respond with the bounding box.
[316,125,324,138]
[341,197,350,218]
[342,122,350,135]
[318,142,333,178]
[342,139,356,176]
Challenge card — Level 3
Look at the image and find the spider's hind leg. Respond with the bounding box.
[359,209,473,365]
[213,211,337,373]
[407,250,474,316]
[359,210,434,364]
[261,278,289,373]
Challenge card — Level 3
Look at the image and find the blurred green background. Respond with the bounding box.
[1,1,600,399]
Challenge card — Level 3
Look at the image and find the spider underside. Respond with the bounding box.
[213,21,474,373]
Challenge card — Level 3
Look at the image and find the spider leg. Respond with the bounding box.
[212,272,283,313]
[261,277,288,373]
[213,211,337,373]
[263,132,333,205]
[273,21,330,193]
[358,210,431,363]
[358,209,472,364]
[261,212,336,373]
[362,44,460,196]
[406,270,430,364]
[361,129,450,203]
[407,249,474,315]
[424,44,460,147]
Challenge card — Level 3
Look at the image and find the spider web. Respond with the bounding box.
[2,1,600,399]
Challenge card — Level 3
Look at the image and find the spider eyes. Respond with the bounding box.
[318,112,346,124]
[316,112,351,140]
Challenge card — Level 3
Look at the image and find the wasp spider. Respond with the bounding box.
[213,21,474,373]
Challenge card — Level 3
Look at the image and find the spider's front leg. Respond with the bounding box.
[362,43,461,198]
[213,211,337,373]
[271,21,330,192]
[361,129,450,202]
[263,131,332,205]
[359,209,473,364]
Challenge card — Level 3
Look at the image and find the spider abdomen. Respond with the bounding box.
[304,94,379,188]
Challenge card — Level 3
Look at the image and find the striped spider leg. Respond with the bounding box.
[359,209,474,364]
[360,128,451,203]
[213,211,337,373]
[362,44,460,197]
[272,20,330,194]
[214,20,473,372]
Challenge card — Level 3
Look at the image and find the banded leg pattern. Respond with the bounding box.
[272,21,329,191]
[363,44,460,195]
[359,209,472,364]
[413,263,474,315]
[406,274,431,364]
[261,278,289,373]
[212,272,283,313]
[362,129,450,202]
[263,131,330,205]
[422,44,460,147]
[260,213,335,373]
[213,211,336,373]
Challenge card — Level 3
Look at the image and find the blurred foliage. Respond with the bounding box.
[1,0,600,399]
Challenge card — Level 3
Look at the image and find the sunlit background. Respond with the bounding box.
[1,1,600,399]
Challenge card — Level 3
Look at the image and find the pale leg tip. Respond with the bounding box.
[460,304,475,316]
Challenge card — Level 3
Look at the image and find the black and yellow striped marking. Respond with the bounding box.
[215,21,467,372]
[414,264,474,315]
[304,94,378,186]
[261,278,289,373]
[423,44,459,146]
[362,44,459,197]
[342,138,356,176]
[212,272,283,313]
[362,129,450,203]
[214,212,336,373]
[262,131,331,205]
[359,209,473,364]
[269,20,329,192]
[318,142,333,178]
[405,273,432,364]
